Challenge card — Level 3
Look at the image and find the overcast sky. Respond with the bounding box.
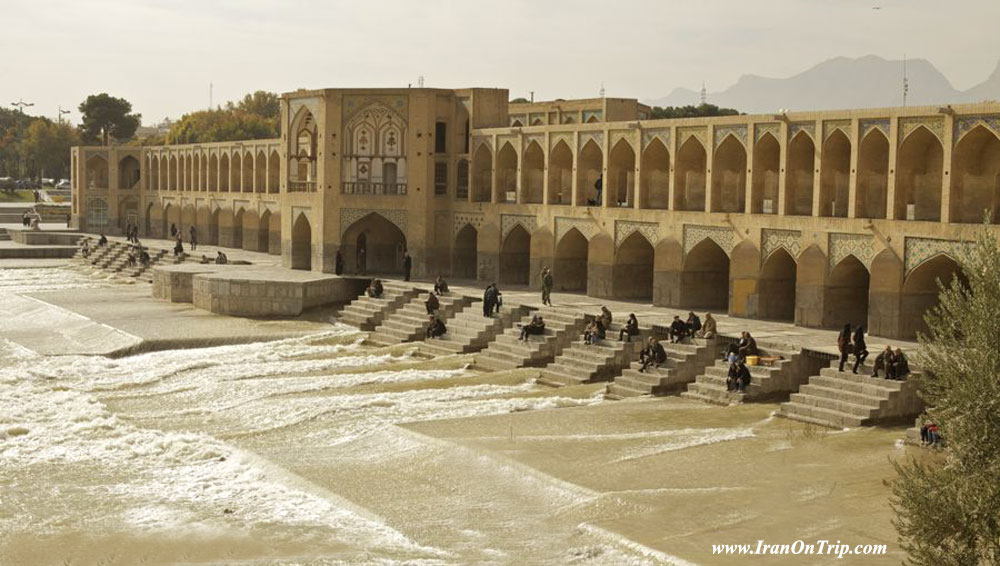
[3,0,998,125]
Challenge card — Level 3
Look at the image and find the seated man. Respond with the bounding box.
[871,345,895,378]
[200,254,211,264]
[371,278,384,299]
[434,275,449,295]
[518,314,545,341]
[669,316,688,343]
[425,315,447,339]
[727,359,752,393]
[686,312,702,336]
[698,313,717,339]
[583,320,599,345]
[890,348,910,380]
[215,251,228,265]
[139,249,150,266]
[425,292,440,315]
[639,337,667,372]
[598,306,612,329]
[98,233,108,247]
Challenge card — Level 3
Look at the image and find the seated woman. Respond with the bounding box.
[425,292,440,315]
[425,315,447,339]
[215,251,228,264]
[698,313,717,339]
[518,314,545,341]
[367,278,385,299]
[598,306,612,329]
[434,275,449,295]
[737,331,758,358]
[639,337,667,372]
[686,312,702,336]
[871,345,895,378]
[889,348,910,380]
[619,313,639,342]
[586,319,606,345]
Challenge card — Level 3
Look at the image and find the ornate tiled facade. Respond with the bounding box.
[615,220,658,247]
[761,229,802,262]
[453,212,484,236]
[610,130,637,152]
[953,115,1000,146]
[501,213,538,239]
[554,216,599,243]
[714,125,748,148]
[339,208,407,237]
[678,126,708,147]
[580,131,604,149]
[550,133,573,151]
[860,119,890,139]
[755,123,780,142]
[683,224,736,255]
[789,122,816,141]
[641,129,670,151]
[903,236,970,275]
[823,120,851,141]
[828,232,874,268]
[899,116,945,144]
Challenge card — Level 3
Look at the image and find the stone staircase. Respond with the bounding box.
[0,228,9,241]
[778,362,925,428]
[72,240,174,283]
[337,281,421,331]
[606,338,719,399]
[473,308,588,371]
[537,323,646,387]
[680,342,826,406]
[367,292,475,346]
[419,304,531,357]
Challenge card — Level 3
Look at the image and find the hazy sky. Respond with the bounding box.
[3,0,999,125]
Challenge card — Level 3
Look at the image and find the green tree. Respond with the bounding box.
[230,90,280,121]
[0,107,34,177]
[79,93,141,145]
[166,109,276,144]
[22,120,80,180]
[889,224,1000,565]
[649,103,741,119]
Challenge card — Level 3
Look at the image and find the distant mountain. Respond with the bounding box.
[646,55,1000,113]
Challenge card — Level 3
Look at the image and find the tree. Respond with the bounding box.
[21,120,80,180]
[79,93,141,145]
[649,103,741,119]
[510,97,530,103]
[230,90,280,121]
[889,224,1000,565]
[166,109,276,144]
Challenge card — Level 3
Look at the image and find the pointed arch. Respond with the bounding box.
[149,156,160,191]
[255,150,267,193]
[901,254,966,338]
[674,136,707,211]
[950,124,1000,223]
[548,140,573,205]
[824,255,869,329]
[207,154,218,191]
[554,227,588,292]
[856,129,889,219]
[453,224,478,279]
[219,153,230,192]
[608,138,636,207]
[576,139,603,206]
[499,224,531,285]
[641,137,669,209]
[786,131,815,216]
[242,151,254,192]
[496,142,518,203]
[751,132,780,214]
[230,153,241,193]
[895,125,943,221]
[472,143,493,202]
[613,232,654,299]
[521,141,544,204]
[711,134,746,213]
[680,239,730,310]
[267,150,280,193]
[291,212,312,270]
[85,155,109,189]
[819,129,850,217]
[758,248,797,321]
[341,212,408,275]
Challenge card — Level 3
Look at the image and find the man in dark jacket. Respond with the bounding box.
[639,337,667,372]
[852,325,869,374]
[403,252,412,281]
[483,283,497,317]
[425,292,440,315]
[426,315,447,339]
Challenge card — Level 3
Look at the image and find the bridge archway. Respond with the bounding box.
[232,208,244,249]
[857,129,889,218]
[554,228,588,292]
[895,126,943,221]
[118,156,140,189]
[548,140,572,205]
[640,137,669,209]
[86,155,109,189]
[472,144,492,202]
[258,210,272,252]
[820,130,850,217]
[786,131,815,216]
[613,232,654,300]
[711,135,746,213]
[751,133,780,214]
[674,136,706,211]
[521,141,544,204]
[823,255,869,329]
[496,142,517,203]
[499,224,531,285]
[608,139,635,207]
[951,125,1000,223]
[576,140,603,206]
[901,255,966,338]
[758,248,797,321]
[453,224,478,279]
[291,213,312,270]
[342,213,407,275]
[220,154,230,191]
[680,239,729,310]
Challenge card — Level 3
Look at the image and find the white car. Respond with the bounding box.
[55,180,71,190]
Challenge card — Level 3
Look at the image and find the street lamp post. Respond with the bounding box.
[11,99,34,114]
[58,106,71,123]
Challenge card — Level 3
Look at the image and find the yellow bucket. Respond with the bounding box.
[746,356,759,366]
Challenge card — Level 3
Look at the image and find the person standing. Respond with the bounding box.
[483,283,496,317]
[335,250,344,275]
[170,223,178,238]
[403,252,412,282]
[852,325,869,374]
[357,246,367,275]
[189,225,198,251]
[594,175,603,206]
[539,267,553,306]
[837,323,852,372]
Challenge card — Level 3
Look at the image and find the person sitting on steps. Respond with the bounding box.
[215,251,228,265]
[425,314,447,339]
[686,312,701,337]
[639,337,666,373]
[871,345,895,378]
[737,331,758,358]
[669,316,688,343]
[598,306,612,330]
[518,314,545,341]
[367,278,384,299]
[173,234,184,257]
[619,313,639,342]
[727,358,752,393]
[890,348,910,380]
[425,292,439,315]
[698,312,716,339]
[434,275,449,295]
[98,233,108,247]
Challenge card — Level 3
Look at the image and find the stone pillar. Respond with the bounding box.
[940,113,954,223]
[794,244,827,328]
[601,127,610,208]
[777,121,789,216]
[667,126,677,210]
[490,135,499,204]
[586,233,615,299]
[704,125,715,213]
[243,212,262,252]
[218,208,237,248]
[653,237,683,307]
[268,211,282,255]
[745,122,755,214]
[571,132,580,207]
[542,131,551,205]
[847,118,860,218]
[811,119,822,216]
[477,223,500,284]
[868,248,904,338]
[528,228,553,291]
[729,240,761,318]
[885,117,900,220]
[633,129,643,210]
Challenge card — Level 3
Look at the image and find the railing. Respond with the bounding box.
[289,181,317,193]
[341,182,407,196]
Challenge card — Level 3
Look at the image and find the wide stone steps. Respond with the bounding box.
[419,305,532,357]
[338,282,421,331]
[681,347,801,406]
[473,309,588,371]
[539,336,638,387]
[607,339,718,399]
[778,362,924,429]
[367,292,475,346]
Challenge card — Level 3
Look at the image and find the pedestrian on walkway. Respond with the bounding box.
[403,252,412,281]
[851,325,869,374]
[335,250,344,275]
[837,324,852,372]
[170,223,178,238]
[539,267,553,306]
[189,225,198,251]
[483,283,497,317]
[173,234,184,257]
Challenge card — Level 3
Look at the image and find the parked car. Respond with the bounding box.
[0,177,14,191]
[41,178,55,187]
[55,179,71,190]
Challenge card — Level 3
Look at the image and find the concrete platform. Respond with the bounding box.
[151,263,230,302]
[5,228,84,246]
[0,240,78,259]
[192,267,368,317]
